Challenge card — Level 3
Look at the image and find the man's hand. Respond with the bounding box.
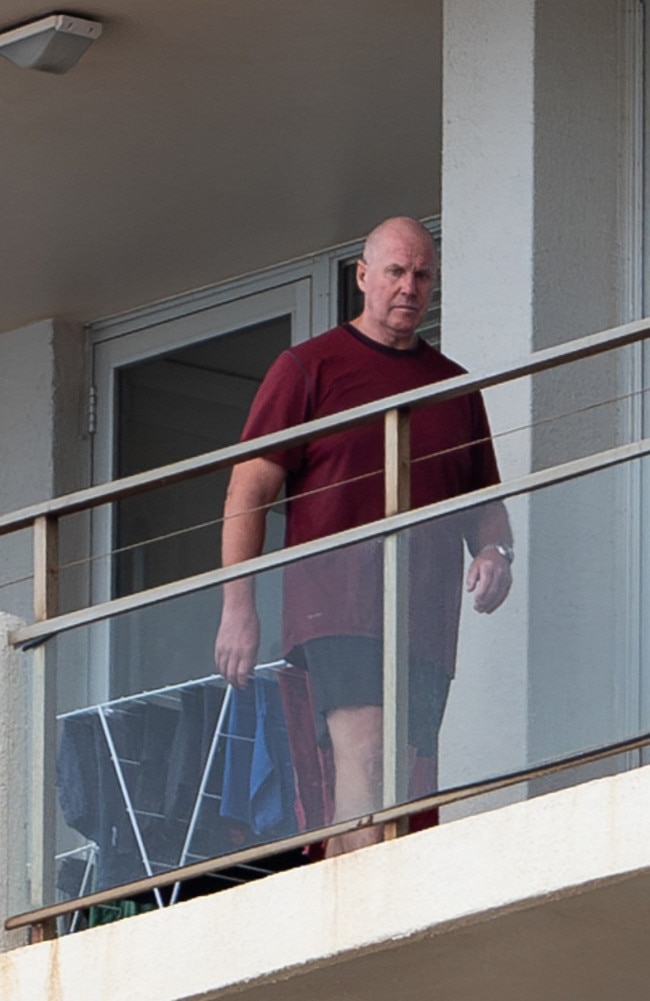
[214,601,260,688]
[466,547,512,613]
[214,457,286,687]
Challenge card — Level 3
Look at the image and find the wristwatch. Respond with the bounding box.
[481,542,514,565]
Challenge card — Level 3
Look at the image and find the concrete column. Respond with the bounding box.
[528,1,634,788]
[0,319,89,949]
[440,0,632,807]
[440,0,535,812]
[442,0,535,376]
[0,614,30,952]
[0,318,89,622]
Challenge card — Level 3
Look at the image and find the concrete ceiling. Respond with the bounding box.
[0,0,441,334]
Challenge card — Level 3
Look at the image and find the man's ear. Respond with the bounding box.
[356,258,367,291]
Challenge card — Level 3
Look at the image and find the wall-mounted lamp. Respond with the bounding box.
[0,13,102,74]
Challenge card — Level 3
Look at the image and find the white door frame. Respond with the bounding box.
[86,277,312,703]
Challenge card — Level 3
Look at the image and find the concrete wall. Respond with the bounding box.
[0,320,89,945]
[0,615,30,953]
[0,320,57,622]
[0,318,89,623]
[528,0,636,780]
[440,0,534,810]
[441,0,634,809]
[532,0,624,469]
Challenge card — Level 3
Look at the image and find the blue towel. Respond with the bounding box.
[220,678,297,837]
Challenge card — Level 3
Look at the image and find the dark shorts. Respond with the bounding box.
[292,635,452,757]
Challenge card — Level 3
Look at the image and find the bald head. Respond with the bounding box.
[354,217,437,349]
[362,217,437,268]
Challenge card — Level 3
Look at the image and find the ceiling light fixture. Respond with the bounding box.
[0,13,102,74]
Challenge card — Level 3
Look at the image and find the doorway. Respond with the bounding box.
[89,279,310,702]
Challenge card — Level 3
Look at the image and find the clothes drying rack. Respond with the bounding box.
[56,660,290,929]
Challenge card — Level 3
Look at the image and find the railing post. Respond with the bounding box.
[384,408,411,517]
[34,516,59,622]
[30,516,59,940]
[383,408,411,840]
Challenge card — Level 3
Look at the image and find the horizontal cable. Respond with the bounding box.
[0,572,35,593]
[1,376,645,602]
[10,434,650,649]
[51,380,650,580]
[6,728,650,933]
[1,317,648,538]
[0,373,638,601]
[0,334,644,599]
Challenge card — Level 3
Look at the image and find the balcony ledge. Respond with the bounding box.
[3,764,650,1001]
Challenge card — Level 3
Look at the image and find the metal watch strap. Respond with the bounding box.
[481,542,514,564]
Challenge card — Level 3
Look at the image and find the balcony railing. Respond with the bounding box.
[1,317,650,938]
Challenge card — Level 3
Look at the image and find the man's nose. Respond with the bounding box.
[399,271,417,295]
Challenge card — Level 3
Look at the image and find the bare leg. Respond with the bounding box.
[323,705,385,857]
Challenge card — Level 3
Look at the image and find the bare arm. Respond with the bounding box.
[214,457,286,687]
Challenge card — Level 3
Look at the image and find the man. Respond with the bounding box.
[215,216,512,856]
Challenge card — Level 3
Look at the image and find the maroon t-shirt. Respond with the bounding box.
[241,324,501,671]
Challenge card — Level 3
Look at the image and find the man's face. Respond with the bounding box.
[356,223,437,348]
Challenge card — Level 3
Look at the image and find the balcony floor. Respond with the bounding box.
[3,764,650,1001]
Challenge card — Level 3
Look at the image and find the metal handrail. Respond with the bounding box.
[3,316,650,936]
[10,433,650,648]
[0,315,648,537]
[7,727,650,933]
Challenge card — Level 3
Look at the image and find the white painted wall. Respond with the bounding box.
[440,0,534,810]
[0,615,29,953]
[0,318,89,622]
[0,321,57,623]
[528,0,635,784]
[440,0,633,812]
[0,319,89,944]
